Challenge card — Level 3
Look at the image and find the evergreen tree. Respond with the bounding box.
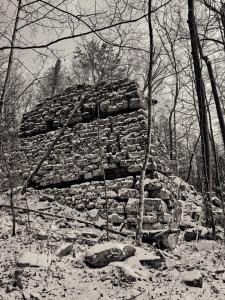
[72,39,127,84]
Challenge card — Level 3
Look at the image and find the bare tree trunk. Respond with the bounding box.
[96,101,109,240]
[169,80,179,166]
[0,0,22,116]
[51,59,61,96]
[187,0,215,236]
[201,56,225,150]
[136,0,154,244]
[173,109,178,173]
[207,100,225,240]
[186,134,200,182]
[1,144,16,236]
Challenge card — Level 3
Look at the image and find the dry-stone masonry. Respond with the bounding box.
[2,78,182,230]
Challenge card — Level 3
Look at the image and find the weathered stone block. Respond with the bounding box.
[143,178,162,191]
[118,188,138,199]
[17,252,51,268]
[109,213,125,224]
[144,198,167,213]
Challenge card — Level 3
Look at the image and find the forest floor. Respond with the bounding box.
[0,189,225,300]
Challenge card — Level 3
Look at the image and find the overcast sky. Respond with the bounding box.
[0,0,108,75]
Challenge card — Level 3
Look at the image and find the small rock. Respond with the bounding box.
[143,178,162,191]
[113,264,137,283]
[179,221,196,231]
[182,270,203,288]
[87,209,99,221]
[160,189,171,200]
[143,214,157,224]
[85,242,136,268]
[109,213,124,224]
[184,228,201,242]
[65,231,78,242]
[86,202,95,210]
[17,252,51,268]
[39,193,54,202]
[160,233,179,250]
[75,203,85,211]
[139,253,163,269]
[212,196,222,208]
[56,243,73,257]
[33,231,48,241]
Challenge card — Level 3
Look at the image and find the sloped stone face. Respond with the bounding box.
[11,108,148,189]
[19,79,146,137]
[0,78,182,232]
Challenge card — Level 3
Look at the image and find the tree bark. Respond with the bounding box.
[96,100,109,240]
[136,0,154,244]
[186,134,200,183]
[187,0,215,236]
[207,99,225,240]
[0,0,22,117]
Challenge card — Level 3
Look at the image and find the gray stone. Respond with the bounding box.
[160,233,179,250]
[125,198,138,214]
[17,251,51,268]
[126,198,167,215]
[109,213,125,224]
[39,193,54,202]
[56,243,73,257]
[86,201,95,210]
[212,196,222,208]
[182,270,203,287]
[85,242,136,268]
[113,264,137,283]
[143,214,157,224]
[33,231,48,241]
[158,213,173,224]
[139,253,163,269]
[160,188,171,200]
[100,190,117,199]
[87,209,99,221]
[144,198,167,213]
[118,188,138,199]
[75,203,85,211]
[143,178,162,191]
[184,228,201,242]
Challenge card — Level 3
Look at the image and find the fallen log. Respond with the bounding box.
[152,228,180,241]
[0,204,128,237]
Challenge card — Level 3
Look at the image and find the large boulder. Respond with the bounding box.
[85,242,136,268]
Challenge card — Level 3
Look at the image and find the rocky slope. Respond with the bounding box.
[0,181,225,300]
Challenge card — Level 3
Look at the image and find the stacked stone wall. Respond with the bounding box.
[0,78,181,231]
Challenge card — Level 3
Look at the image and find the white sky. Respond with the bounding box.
[0,0,108,74]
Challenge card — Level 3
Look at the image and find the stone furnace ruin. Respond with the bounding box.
[2,78,183,232]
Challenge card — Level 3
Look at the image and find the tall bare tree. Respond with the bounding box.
[136,0,154,244]
[187,0,215,235]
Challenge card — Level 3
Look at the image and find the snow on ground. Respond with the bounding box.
[0,189,225,300]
